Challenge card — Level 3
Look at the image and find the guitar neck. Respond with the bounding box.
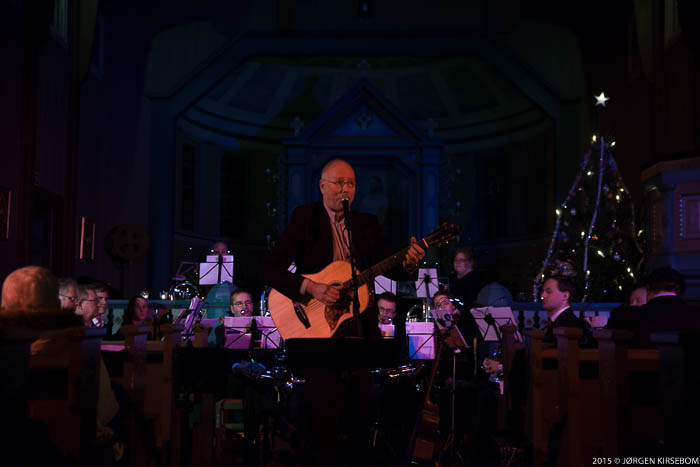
[342,246,410,289]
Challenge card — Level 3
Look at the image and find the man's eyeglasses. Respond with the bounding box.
[234,301,254,307]
[322,179,355,189]
[434,298,452,309]
[59,294,79,303]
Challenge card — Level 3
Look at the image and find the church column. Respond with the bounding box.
[419,145,442,238]
[148,100,175,295]
[284,145,307,223]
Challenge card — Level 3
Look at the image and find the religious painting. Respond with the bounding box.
[80,217,96,260]
[0,188,10,240]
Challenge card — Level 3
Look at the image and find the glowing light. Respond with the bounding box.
[597,250,605,257]
[594,92,610,107]
[627,267,631,272]
[618,285,623,291]
[629,272,635,278]
[592,135,597,142]
[586,270,591,276]
[615,195,620,201]
[587,171,593,176]
[556,209,561,216]
[580,231,585,237]
[611,141,616,147]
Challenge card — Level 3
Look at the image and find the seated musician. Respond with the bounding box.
[260,158,425,465]
[213,289,256,347]
[230,288,255,317]
[377,291,397,325]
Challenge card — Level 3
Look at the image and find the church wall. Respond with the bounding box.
[0,3,28,282]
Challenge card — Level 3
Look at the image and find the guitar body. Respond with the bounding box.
[268,261,370,339]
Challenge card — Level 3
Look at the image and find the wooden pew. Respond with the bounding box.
[594,329,661,458]
[101,324,150,465]
[1,312,106,465]
[191,322,216,467]
[651,331,700,456]
[144,323,184,466]
[554,328,661,465]
[527,329,559,466]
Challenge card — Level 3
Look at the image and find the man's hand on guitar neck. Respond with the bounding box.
[403,236,426,274]
[308,281,342,306]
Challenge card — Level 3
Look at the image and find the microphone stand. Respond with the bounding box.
[343,199,363,338]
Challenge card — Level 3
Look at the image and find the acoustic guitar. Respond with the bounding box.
[267,222,458,340]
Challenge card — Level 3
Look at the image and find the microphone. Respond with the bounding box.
[341,198,350,215]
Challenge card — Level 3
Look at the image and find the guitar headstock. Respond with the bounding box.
[423,222,459,248]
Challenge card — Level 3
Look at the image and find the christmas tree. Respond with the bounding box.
[533,93,645,302]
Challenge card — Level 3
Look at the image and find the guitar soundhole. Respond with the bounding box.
[324,288,351,331]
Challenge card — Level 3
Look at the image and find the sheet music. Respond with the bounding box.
[199,255,234,285]
[374,275,397,295]
[470,306,522,343]
[406,321,435,359]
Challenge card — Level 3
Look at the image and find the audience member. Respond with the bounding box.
[57,278,79,312]
[607,267,698,346]
[644,267,698,332]
[93,283,110,327]
[629,286,648,306]
[75,284,99,325]
[1,266,61,313]
[123,295,150,326]
[1,266,120,460]
[541,275,595,347]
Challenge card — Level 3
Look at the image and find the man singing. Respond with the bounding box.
[260,158,425,465]
[261,158,424,338]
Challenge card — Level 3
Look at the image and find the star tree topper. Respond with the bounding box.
[594,92,610,107]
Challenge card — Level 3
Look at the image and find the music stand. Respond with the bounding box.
[374,275,397,295]
[415,268,439,299]
[470,307,522,343]
[430,308,468,464]
[175,297,205,340]
[199,255,234,285]
[255,316,281,349]
[222,316,254,349]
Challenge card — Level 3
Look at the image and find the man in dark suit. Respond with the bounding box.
[607,267,699,346]
[541,275,595,347]
[644,267,699,332]
[261,158,425,465]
